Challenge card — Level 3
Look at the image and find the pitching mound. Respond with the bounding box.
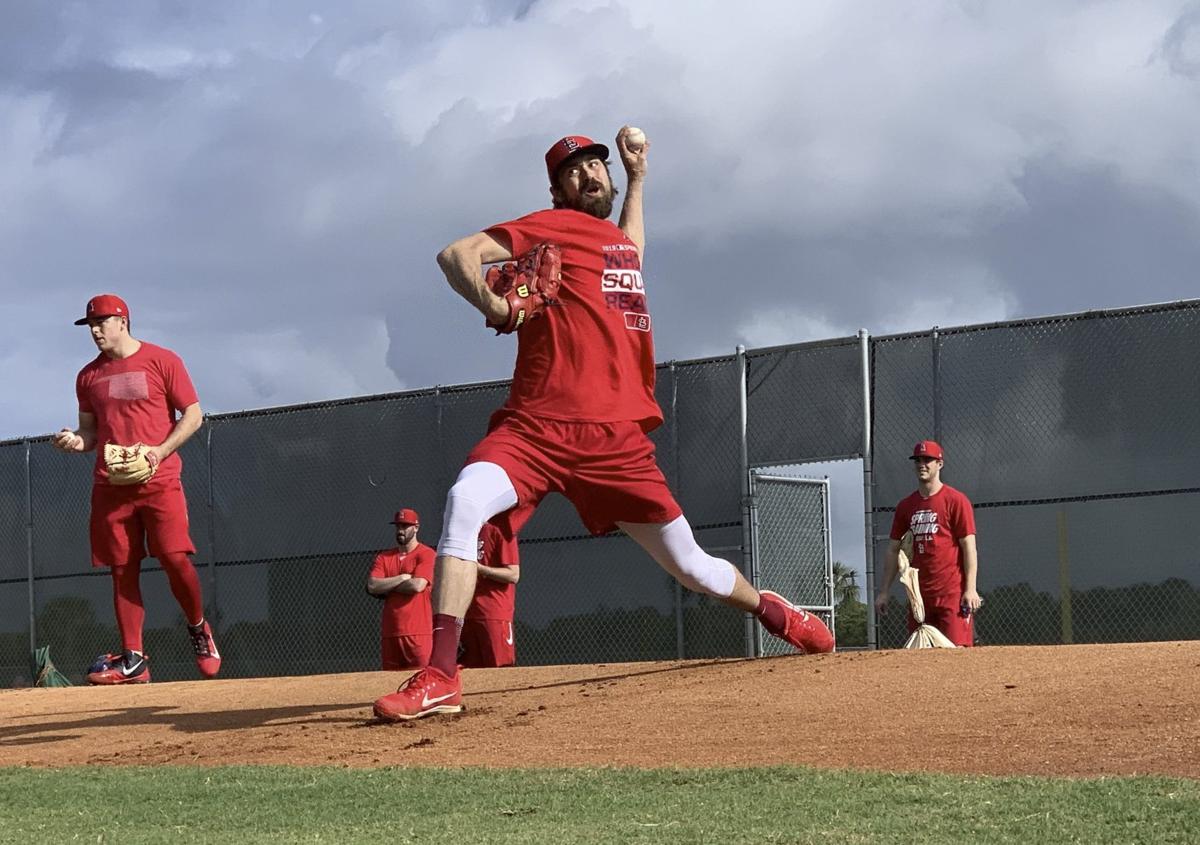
[2,641,1196,776]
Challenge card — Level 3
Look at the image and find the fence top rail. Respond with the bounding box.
[750,453,862,467]
[203,378,517,423]
[744,335,862,359]
[751,473,831,487]
[872,298,1200,345]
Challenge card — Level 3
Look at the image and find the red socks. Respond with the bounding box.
[111,554,206,654]
[158,552,204,625]
[755,593,787,636]
[110,563,145,654]
[428,614,462,676]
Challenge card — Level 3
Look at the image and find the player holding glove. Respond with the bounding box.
[483,243,561,334]
[103,443,161,485]
[53,294,220,683]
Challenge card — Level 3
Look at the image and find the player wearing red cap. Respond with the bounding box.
[52,294,220,683]
[877,440,982,646]
[373,127,834,722]
[459,521,520,669]
[367,509,436,670]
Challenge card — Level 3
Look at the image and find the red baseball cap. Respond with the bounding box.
[910,440,944,460]
[389,508,420,526]
[74,294,130,326]
[545,135,610,183]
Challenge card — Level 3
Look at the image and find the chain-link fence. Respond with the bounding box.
[871,301,1200,647]
[4,300,1198,684]
[0,353,767,684]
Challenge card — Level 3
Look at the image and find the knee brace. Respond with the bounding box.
[620,515,737,598]
[436,461,518,560]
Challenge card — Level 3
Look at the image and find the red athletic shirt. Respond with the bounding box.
[485,208,662,431]
[369,543,436,636]
[75,342,199,486]
[466,522,519,622]
[890,484,977,598]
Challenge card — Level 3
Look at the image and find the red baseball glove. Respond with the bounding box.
[484,243,562,334]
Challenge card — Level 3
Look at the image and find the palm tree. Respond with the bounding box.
[832,561,859,605]
[832,560,867,647]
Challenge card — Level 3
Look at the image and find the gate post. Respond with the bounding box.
[737,345,757,658]
[860,329,878,650]
[25,439,35,661]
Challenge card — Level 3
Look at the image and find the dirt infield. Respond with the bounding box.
[1,641,1197,777]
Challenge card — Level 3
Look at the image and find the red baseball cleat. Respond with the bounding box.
[187,620,221,678]
[374,666,463,721]
[759,590,836,654]
[87,650,151,685]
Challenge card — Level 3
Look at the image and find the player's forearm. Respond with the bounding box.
[476,563,519,584]
[394,577,427,594]
[961,539,979,594]
[963,561,978,595]
[618,177,646,257]
[156,404,202,458]
[879,551,899,592]
[66,413,98,452]
[366,578,393,596]
[366,574,411,596]
[72,428,98,452]
[437,244,509,325]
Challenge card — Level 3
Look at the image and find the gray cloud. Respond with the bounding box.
[3,1,1199,440]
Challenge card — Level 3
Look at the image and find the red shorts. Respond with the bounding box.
[467,410,682,536]
[381,635,432,670]
[89,479,196,568]
[907,595,974,647]
[459,619,516,668]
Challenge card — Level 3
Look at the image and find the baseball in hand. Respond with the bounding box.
[624,126,646,151]
[55,429,83,451]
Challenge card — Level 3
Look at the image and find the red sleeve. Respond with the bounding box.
[162,350,200,412]
[480,525,499,565]
[413,546,436,582]
[368,552,388,579]
[497,533,519,567]
[76,369,92,414]
[889,499,911,541]
[950,490,976,539]
[482,522,519,567]
[484,211,548,259]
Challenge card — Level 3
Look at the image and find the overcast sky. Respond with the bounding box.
[3,0,1199,443]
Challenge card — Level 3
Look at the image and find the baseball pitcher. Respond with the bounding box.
[374,127,834,722]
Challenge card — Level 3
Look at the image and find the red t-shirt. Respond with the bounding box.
[890,484,976,598]
[369,543,436,636]
[466,522,519,622]
[485,209,663,431]
[75,342,200,486]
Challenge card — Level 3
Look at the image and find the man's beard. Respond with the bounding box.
[566,183,618,219]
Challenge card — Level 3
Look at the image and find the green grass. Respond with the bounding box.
[0,766,1196,844]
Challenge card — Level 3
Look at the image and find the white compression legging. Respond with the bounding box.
[436,462,519,560]
[618,516,738,598]
[437,463,737,599]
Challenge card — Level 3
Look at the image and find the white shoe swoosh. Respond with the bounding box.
[505,623,514,646]
[421,691,456,708]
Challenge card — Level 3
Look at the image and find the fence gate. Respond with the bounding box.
[748,472,834,656]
